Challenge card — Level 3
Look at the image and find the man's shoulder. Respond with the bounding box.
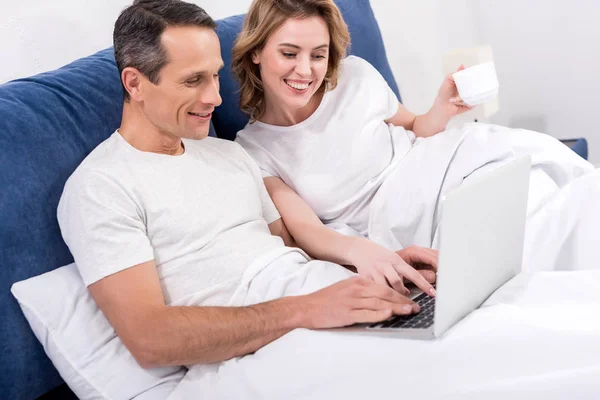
[65,133,132,190]
[186,136,263,177]
[194,136,241,150]
[187,136,247,159]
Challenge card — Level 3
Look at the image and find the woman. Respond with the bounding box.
[232,0,599,291]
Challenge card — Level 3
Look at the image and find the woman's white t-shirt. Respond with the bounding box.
[235,56,415,235]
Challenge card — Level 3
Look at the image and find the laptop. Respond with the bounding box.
[346,155,531,339]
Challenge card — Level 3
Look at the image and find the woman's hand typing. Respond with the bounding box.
[346,237,437,297]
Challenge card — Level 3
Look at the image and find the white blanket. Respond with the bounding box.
[367,123,599,272]
[166,124,600,399]
[167,252,600,400]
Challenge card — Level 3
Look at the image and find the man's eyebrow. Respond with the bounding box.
[181,71,206,81]
[182,64,225,80]
[278,43,329,50]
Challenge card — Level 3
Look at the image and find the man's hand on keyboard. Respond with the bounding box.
[297,276,421,329]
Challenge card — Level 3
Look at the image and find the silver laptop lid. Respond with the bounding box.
[433,156,531,337]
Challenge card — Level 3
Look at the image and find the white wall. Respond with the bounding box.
[472,0,600,164]
[1,0,126,83]
[372,0,478,114]
[0,0,470,115]
[202,0,253,19]
[2,1,598,163]
[0,0,253,83]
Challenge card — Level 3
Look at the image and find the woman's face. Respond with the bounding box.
[253,16,330,116]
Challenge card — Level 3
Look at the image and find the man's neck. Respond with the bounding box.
[119,103,184,156]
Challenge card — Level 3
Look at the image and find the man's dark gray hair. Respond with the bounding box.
[114,0,216,100]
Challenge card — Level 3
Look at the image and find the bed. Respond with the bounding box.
[0,0,593,398]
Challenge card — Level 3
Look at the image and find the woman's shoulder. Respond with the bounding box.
[340,55,380,77]
[336,56,388,94]
[235,122,264,146]
[234,124,276,159]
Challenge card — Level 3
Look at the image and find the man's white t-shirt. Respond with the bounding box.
[235,56,415,236]
[58,132,285,306]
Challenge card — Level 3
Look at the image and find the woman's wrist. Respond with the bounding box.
[432,95,454,129]
[343,236,366,267]
[414,99,450,137]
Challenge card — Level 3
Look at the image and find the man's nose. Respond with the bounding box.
[201,79,222,107]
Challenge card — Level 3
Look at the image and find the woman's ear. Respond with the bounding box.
[252,50,260,65]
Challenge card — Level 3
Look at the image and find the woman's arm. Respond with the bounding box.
[264,177,360,266]
[385,66,473,138]
[385,101,454,138]
[268,218,297,247]
[263,177,436,296]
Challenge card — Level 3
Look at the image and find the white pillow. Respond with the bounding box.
[11,263,185,400]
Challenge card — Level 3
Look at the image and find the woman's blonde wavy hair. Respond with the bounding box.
[231,0,350,121]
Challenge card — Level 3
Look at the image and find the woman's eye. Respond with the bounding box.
[283,53,296,58]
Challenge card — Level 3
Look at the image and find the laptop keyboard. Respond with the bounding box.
[367,292,436,330]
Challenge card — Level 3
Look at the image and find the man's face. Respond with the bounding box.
[140,26,223,141]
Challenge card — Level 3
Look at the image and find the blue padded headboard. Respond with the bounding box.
[0,48,123,399]
[0,1,399,397]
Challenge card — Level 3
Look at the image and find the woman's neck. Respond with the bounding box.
[260,85,325,127]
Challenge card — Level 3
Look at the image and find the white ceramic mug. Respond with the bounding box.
[452,61,499,106]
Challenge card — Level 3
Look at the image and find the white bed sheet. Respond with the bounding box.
[167,254,600,400]
[367,123,599,273]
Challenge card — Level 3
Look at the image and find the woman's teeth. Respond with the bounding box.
[285,80,310,90]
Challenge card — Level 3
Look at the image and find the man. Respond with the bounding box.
[57,0,435,369]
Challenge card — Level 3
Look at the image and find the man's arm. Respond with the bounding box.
[89,260,300,368]
[89,259,419,369]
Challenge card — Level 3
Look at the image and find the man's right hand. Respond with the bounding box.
[297,276,420,329]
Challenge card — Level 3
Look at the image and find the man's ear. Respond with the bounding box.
[121,67,145,101]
